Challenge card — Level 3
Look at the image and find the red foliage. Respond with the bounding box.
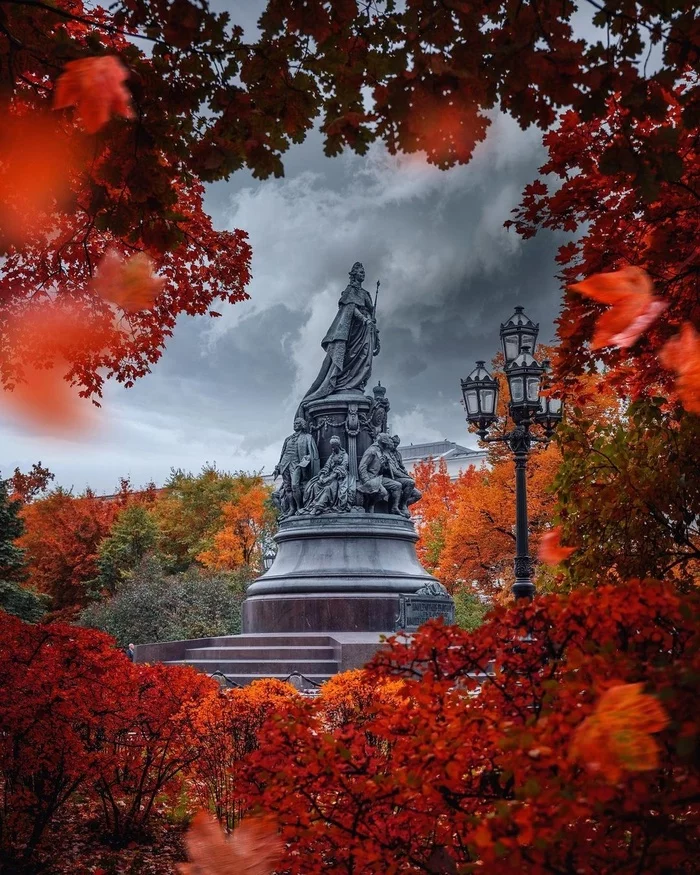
[509,89,698,406]
[9,462,55,503]
[242,581,699,874]
[0,613,217,867]
[1,3,252,405]
[0,615,125,866]
[660,322,700,414]
[18,489,120,610]
[93,662,215,844]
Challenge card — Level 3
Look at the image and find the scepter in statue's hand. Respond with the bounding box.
[372,279,381,355]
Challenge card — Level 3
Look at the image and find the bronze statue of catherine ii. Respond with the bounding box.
[299,262,380,413]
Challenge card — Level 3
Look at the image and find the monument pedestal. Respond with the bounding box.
[243,513,452,633]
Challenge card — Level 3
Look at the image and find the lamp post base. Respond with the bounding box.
[512,579,536,601]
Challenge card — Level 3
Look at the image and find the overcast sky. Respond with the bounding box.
[1,6,573,495]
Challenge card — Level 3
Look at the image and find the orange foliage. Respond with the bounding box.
[416,445,561,596]
[18,489,121,610]
[198,485,273,571]
[316,669,407,729]
[569,683,670,783]
[189,679,297,830]
[570,266,668,351]
[178,811,282,875]
[93,248,166,312]
[412,457,457,570]
[53,56,135,134]
[659,322,700,415]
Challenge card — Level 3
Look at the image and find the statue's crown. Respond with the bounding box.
[372,381,386,399]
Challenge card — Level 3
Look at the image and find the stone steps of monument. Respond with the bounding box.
[184,646,336,660]
[166,658,339,675]
[195,634,337,648]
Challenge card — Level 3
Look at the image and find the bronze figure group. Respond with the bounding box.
[273,262,422,520]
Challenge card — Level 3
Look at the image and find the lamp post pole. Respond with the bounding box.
[512,427,534,600]
[461,310,563,601]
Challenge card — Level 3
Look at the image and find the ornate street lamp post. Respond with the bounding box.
[461,308,563,600]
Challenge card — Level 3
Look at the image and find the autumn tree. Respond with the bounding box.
[0,612,217,866]
[189,679,298,831]
[154,467,273,573]
[415,444,562,599]
[553,399,699,591]
[8,463,55,503]
[1,1,696,409]
[198,483,276,575]
[412,457,457,571]
[18,487,120,611]
[90,502,160,597]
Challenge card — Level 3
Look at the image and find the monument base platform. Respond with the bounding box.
[133,632,390,690]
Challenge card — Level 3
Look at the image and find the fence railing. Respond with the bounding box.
[209,669,323,696]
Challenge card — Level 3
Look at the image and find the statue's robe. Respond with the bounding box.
[302,448,349,513]
[299,282,376,411]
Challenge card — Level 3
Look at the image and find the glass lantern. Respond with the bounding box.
[500,306,540,366]
[505,346,543,421]
[535,395,564,436]
[461,361,499,437]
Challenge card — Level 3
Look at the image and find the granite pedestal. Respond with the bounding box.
[243,512,441,633]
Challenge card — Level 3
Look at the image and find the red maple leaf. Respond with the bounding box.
[570,266,668,350]
[0,115,79,246]
[53,56,134,134]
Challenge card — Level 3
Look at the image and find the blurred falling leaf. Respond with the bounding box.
[570,266,667,350]
[538,527,576,564]
[569,683,669,782]
[177,811,282,875]
[1,304,110,435]
[659,322,700,415]
[93,249,166,312]
[0,363,94,436]
[53,55,135,134]
[0,115,78,248]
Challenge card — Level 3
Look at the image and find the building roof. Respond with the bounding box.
[398,440,483,462]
